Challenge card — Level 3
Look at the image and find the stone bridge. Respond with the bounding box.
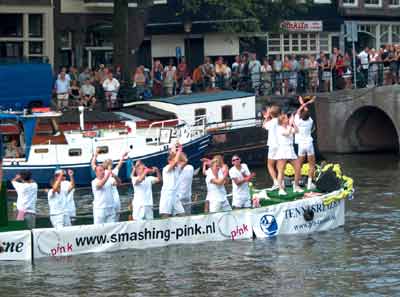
[315,84,400,153]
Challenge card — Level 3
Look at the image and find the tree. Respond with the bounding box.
[112,0,309,78]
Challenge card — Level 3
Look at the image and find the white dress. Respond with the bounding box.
[274,125,297,160]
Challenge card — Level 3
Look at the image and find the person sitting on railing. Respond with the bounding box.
[369,48,380,87]
[183,74,193,94]
[321,55,332,92]
[131,161,161,221]
[54,70,71,111]
[176,57,188,94]
[308,55,319,93]
[282,55,292,96]
[229,155,255,209]
[152,59,164,97]
[80,78,96,109]
[102,71,120,110]
[201,56,215,89]
[70,80,81,106]
[192,65,204,92]
[163,60,177,97]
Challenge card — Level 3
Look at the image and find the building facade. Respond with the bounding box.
[0,0,54,63]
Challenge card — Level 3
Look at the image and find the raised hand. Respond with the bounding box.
[67,169,74,177]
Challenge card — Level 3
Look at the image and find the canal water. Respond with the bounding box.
[1,154,400,296]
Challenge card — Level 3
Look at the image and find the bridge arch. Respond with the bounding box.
[342,105,399,153]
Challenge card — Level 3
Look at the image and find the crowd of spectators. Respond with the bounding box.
[53,44,400,110]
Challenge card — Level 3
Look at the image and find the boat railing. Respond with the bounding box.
[206,117,262,132]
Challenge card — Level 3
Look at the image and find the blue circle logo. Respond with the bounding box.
[260,214,278,237]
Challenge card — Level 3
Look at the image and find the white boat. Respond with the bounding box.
[1,109,210,188]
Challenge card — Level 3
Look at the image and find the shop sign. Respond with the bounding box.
[280,20,323,32]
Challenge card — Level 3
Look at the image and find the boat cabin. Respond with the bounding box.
[124,90,256,130]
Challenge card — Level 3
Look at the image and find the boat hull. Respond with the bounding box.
[4,134,211,188]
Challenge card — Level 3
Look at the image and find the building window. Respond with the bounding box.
[0,42,23,58]
[0,14,23,37]
[221,105,233,122]
[342,0,358,6]
[29,42,43,55]
[29,14,43,38]
[195,108,206,121]
[392,25,400,43]
[69,149,82,157]
[389,0,400,6]
[268,33,320,55]
[364,0,381,6]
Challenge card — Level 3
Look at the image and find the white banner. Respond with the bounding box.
[0,230,32,261]
[251,194,345,238]
[33,211,253,258]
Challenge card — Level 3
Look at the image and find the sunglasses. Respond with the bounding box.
[232,158,240,162]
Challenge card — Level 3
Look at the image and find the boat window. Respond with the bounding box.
[221,105,233,122]
[195,108,206,125]
[96,146,109,154]
[34,148,48,154]
[69,148,82,157]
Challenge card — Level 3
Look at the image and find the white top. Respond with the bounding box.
[229,164,251,203]
[91,177,115,209]
[294,114,313,145]
[277,125,294,146]
[206,170,227,203]
[55,78,70,94]
[48,181,71,216]
[109,168,120,211]
[358,51,369,68]
[102,78,120,92]
[132,176,158,207]
[176,164,194,200]
[62,181,76,217]
[264,118,279,148]
[161,165,181,192]
[11,181,38,214]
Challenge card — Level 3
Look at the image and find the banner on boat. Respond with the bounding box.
[32,211,253,258]
[0,230,32,261]
[251,195,345,238]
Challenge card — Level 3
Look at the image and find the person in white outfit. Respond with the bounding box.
[91,151,127,222]
[48,169,75,228]
[176,152,194,214]
[206,158,232,213]
[131,161,161,221]
[275,112,302,195]
[91,165,117,224]
[159,145,185,218]
[11,171,38,229]
[229,155,255,208]
[262,104,281,190]
[295,96,316,190]
[102,72,120,110]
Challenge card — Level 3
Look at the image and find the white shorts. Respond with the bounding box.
[232,199,251,209]
[93,207,116,224]
[209,199,232,213]
[159,190,185,216]
[298,143,315,157]
[50,214,71,228]
[268,146,278,159]
[132,205,154,221]
[275,145,297,160]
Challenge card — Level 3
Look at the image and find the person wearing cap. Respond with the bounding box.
[131,161,161,221]
[176,152,194,214]
[229,155,255,208]
[12,171,38,229]
[91,165,116,224]
[48,169,75,228]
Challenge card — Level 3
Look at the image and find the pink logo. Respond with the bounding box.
[50,242,73,256]
[230,224,249,240]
